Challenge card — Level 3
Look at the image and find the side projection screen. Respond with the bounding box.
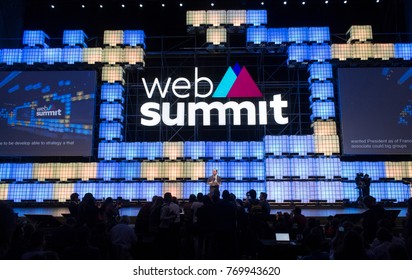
[0,71,96,157]
[339,67,412,155]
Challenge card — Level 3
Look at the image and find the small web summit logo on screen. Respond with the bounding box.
[212,63,263,98]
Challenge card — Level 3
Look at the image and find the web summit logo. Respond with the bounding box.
[212,63,262,98]
[140,65,288,127]
[36,105,62,117]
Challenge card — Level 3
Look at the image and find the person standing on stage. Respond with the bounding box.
[207,168,222,194]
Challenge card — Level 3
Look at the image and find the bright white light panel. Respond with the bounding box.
[308,27,330,43]
[206,27,227,45]
[309,63,333,81]
[246,27,268,44]
[289,135,315,155]
[249,141,264,159]
[103,48,124,64]
[246,10,267,26]
[288,27,309,44]
[124,47,145,65]
[250,161,265,180]
[315,157,341,179]
[163,142,184,160]
[22,30,49,47]
[101,84,124,102]
[347,25,373,43]
[206,10,227,26]
[316,181,343,202]
[186,10,207,27]
[63,30,87,47]
[290,158,315,179]
[267,181,291,202]
[163,182,184,198]
[265,158,291,179]
[100,103,124,121]
[373,44,395,60]
[82,48,102,64]
[124,30,146,48]
[103,30,124,46]
[312,120,337,135]
[314,135,340,155]
[331,44,352,60]
[184,162,205,180]
[264,135,289,155]
[227,10,246,26]
[267,28,288,45]
[102,66,125,84]
[351,43,373,60]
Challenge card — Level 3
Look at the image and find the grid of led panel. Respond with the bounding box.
[265,158,290,179]
[316,181,343,202]
[308,27,330,43]
[100,103,124,121]
[186,10,207,27]
[310,82,334,101]
[124,47,145,65]
[184,162,205,180]
[61,47,83,64]
[22,48,44,64]
[22,30,49,47]
[314,135,340,155]
[63,30,87,47]
[97,162,120,181]
[288,27,309,44]
[394,44,412,60]
[10,163,33,181]
[43,48,62,64]
[205,161,228,178]
[385,161,411,180]
[141,162,163,180]
[246,27,267,45]
[288,45,309,63]
[342,182,361,201]
[360,161,386,180]
[206,27,227,45]
[309,63,333,81]
[98,142,120,160]
[309,45,332,62]
[249,141,264,159]
[102,66,125,84]
[291,181,316,203]
[120,142,141,160]
[103,30,124,46]
[312,120,337,135]
[101,84,124,102]
[267,28,288,45]
[163,142,184,160]
[141,142,163,160]
[124,30,146,48]
[163,182,184,198]
[351,43,373,60]
[248,161,264,180]
[141,182,163,200]
[246,10,267,26]
[264,135,289,155]
[206,10,227,26]
[314,157,341,179]
[184,141,206,159]
[347,25,373,43]
[1,49,22,65]
[99,122,123,141]
[164,162,184,181]
[118,162,140,180]
[103,48,124,64]
[228,161,250,180]
[311,101,336,120]
[118,182,141,200]
[227,142,249,159]
[290,158,315,179]
[331,44,352,61]
[373,44,395,60]
[82,48,102,64]
[226,10,246,26]
[78,163,98,181]
[205,142,228,159]
[183,182,207,199]
[341,161,361,180]
[59,163,79,181]
[289,135,315,155]
[52,183,74,202]
[266,181,291,202]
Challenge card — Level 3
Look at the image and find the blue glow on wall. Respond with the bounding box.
[311,101,336,120]
[246,10,267,26]
[99,122,123,141]
[141,142,163,160]
[288,45,309,63]
[184,141,206,160]
[394,43,412,60]
[43,48,62,64]
[308,27,330,43]
[183,182,207,199]
[22,30,49,47]
[1,49,22,65]
[120,142,141,160]
[227,142,249,159]
[119,162,141,180]
[22,48,44,65]
[288,27,309,44]
[309,63,333,81]
[267,28,288,45]
[124,30,146,49]
[101,84,124,102]
[62,47,83,64]
[100,103,124,121]
[310,82,334,100]
[63,30,87,47]
[206,142,227,159]
[205,161,228,178]
[246,26,267,44]
[309,45,332,62]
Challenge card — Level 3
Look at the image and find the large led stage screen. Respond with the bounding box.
[339,67,412,155]
[0,71,96,157]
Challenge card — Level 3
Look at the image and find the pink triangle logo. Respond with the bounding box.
[227,67,263,98]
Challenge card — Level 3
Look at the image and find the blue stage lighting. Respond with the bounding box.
[246,26,267,45]
[100,103,124,121]
[309,45,332,62]
[394,43,412,60]
[309,82,334,100]
[184,141,206,160]
[22,48,44,65]
[62,47,83,64]
[311,101,336,120]
[309,63,333,81]
[1,49,22,65]
[101,84,124,102]
[124,30,146,48]
[22,30,49,47]
[288,27,309,44]
[267,28,288,45]
[288,45,309,63]
[308,27,330,43]
[43,48,62,64]
[99,122,123,141]
[63,30,88,47]
[246,10,267,26]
